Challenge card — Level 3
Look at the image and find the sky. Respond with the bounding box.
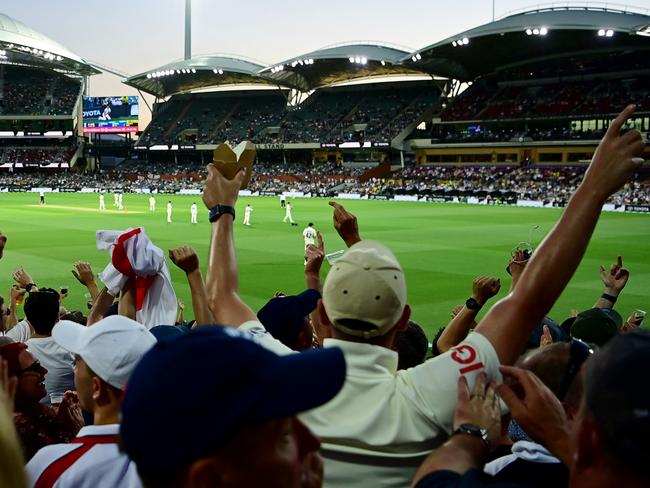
[3,0,645,124]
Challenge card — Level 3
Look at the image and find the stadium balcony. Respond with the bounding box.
[0,65,81,116]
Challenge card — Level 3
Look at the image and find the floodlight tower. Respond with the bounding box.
[185,0,191,60]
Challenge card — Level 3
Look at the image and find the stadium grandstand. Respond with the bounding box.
[0,4,649,211]
[0,12,98,172]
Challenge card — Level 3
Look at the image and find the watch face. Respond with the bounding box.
[466,298,479,310]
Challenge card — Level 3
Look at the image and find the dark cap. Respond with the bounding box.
[257,289,320,348]
[570,308,619,346]
[526,316,568,350]
[120,326,345,474]
[584,329,650,472]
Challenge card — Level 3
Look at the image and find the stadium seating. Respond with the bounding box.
[0,65,81,116]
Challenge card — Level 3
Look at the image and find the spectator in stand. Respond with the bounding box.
[119,326,346,488]
[26,315,156,488]
[198,104,644,488]
[411,330,649,488]
[0,343,83,461]
[22,290,75,405]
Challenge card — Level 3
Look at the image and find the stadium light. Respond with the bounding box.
[355,56,361,64]
[380,60,386,66]
[416,53,422,59]
[461,38,469,45]
[606,29,614,37]
[452,40,457,46]
[532,28,539,35]
[191,68,196,73]
[349,56,354,63]
[598,29,606,36]
[525,28,533,35]
[539,27,548,36]
[637,26,650,37]
[361,57,367,65]
[146,73,152,79]
[218,69,224,74]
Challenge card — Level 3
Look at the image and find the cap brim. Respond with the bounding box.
[253,347,346,422]
[296,288,321,315]
[52,320,89,354]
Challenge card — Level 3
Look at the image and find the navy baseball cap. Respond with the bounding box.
[257,289,321,347]
[570,308,619,346]
[120,326,345,473]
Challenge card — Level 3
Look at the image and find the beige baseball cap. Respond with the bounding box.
[323,240,407,338]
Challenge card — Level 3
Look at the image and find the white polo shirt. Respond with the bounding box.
[26,336,75,404]
[6,319,32,342]
[26,424,141,488]
[240,321,501,488]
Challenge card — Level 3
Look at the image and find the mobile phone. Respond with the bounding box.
[633,309,646,326]
[60,287,68,295]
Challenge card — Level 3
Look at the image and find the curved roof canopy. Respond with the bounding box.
[124,55,273,98]
[404,6,650,81]
[260,42,426,91]
[0,13,99,75]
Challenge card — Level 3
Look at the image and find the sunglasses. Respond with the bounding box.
[558,338,594,401]
[17,360,45,376]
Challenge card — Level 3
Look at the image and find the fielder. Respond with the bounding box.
[167,201,173,223]
[280,194,286,208]
[99,193,106,211]
[113,192,119,207]
[282,201,297,226]
[117,193,124,210]
[190,202,198,224]
[303,223,317,250]
[149,195,156,212]
[243,204,253,226]
[39,190,45,205]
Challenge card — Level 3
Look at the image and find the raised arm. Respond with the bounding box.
[475,105,645,365]
[593,255,629,309]
[304,232,330,343]
[6,286,25,330]
[203,165,256,326]
[117,278,136,321]
[436,276,500,354]
[169,246,215,327]
[86,287,116,326]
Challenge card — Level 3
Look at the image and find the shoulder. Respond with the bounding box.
[27,443,81,483]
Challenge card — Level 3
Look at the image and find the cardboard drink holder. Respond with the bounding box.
[211,141,256,190]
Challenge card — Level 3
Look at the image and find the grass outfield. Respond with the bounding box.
[0,192,648,336]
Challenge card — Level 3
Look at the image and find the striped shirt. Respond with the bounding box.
[26,424,141,488]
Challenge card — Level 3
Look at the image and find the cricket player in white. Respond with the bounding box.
[39,190,45,205]
[167,201,173,223]
[243,204,253,226]
[283,201,297,226]
[113,192,119,207]
[190,203,198,224]
[280,194,286,208]
[99,193,106,211]
[118,193,124,210]
[149,195,156,212]
[303,223,317,250]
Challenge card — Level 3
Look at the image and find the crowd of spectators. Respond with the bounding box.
[1,155,649,206]
[441,76,650,121]
[0,66,80,116]
[139,84,438,146]
[0,107,647,488]
[2,147,76,167]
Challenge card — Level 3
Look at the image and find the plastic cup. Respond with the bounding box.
[49,393,64,405]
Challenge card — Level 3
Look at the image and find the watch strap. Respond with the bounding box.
[601,293,617,304]
[453,423,491,449]
[25,283,36,293]
[208,205,236,223]
[465,297,482,311]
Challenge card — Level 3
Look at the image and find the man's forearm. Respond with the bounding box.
[186,269,215,326]
[87,287,115,326]
[206,215,255,326]
[476,186,605,364]
[411,436,488,487]
[593,286,619,309]
[437,307,479,354]
[117,280,136,321]
[7,303,18,329]
[85,281,100,301]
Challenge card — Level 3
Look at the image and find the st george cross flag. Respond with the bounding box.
[97,228,177,329]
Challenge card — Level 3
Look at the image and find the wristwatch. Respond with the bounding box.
[465,297,482,311]
[25,283,36,293]
[208,205,235,223]
[453,423,491,449]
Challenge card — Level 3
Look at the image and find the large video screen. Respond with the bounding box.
[82,96,139,133]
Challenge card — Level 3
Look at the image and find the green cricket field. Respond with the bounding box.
[0,192,648,336]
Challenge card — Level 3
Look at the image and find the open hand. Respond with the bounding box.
[12,266,34,289]
[72,261,96,287]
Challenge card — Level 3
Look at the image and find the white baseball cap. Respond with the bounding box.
[52,316,157,390]
[323,240,407,338]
